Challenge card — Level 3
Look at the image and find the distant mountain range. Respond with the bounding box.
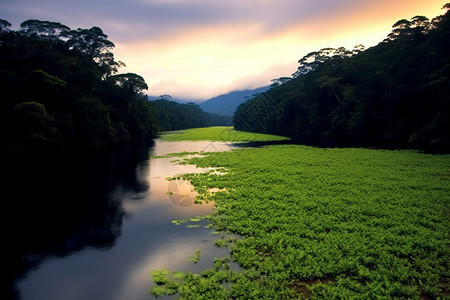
[147,86,270,116]
[199,86,270,116]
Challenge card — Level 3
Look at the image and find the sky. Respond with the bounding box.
[0,0,445,101]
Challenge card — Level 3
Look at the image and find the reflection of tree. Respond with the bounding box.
[4,142,153,297]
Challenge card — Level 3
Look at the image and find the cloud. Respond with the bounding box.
[113,20,311,100]
[1,0,445,100]
[1,0,363,40]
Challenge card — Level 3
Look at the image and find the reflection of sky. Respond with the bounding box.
[17,140,239,300]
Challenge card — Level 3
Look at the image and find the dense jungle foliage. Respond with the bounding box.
[234,5,450,151]
[0,19,158,153]
[152,100,231,132]
[0,20,227,156]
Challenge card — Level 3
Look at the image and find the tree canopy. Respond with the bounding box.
[151,99,231,131]
[0,20,231,157]
[234,5,450,151]
[0,20,157,154]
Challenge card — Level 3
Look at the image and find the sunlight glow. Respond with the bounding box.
[4,0,442,100]
[112,0,444,100]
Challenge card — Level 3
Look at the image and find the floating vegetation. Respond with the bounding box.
[151,256,261,298]
[214,239,226,248]
[186,224,200,229]
[189,217,202,222]
[171,219,186,225]
[208,187,229,193]
[154,144,450,299]
[151,269,170,285]
[150,269,185,296]
[152,151,200,159]
[188,250,202,264]
[172,271,186,280]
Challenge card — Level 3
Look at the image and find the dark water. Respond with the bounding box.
[5,139,239,300]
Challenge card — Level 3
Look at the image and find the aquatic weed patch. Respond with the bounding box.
[175,145,450,299]
[151,151,201,159]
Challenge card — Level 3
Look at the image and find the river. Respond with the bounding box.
[7,139,240,300]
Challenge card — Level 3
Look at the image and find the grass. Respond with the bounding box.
[159,126,290,142]
[153,143,450,299]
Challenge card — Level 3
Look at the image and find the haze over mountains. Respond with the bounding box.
[148,86,270,116]
[199,86,270,116]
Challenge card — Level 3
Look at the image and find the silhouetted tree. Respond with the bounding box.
[0,20,158,153]
[234,5,450,151]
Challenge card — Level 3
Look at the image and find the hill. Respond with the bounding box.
[200,86,270,116]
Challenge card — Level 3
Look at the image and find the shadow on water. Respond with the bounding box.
[230,139,294,149]
[3,141,154,299]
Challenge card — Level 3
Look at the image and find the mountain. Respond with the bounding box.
[200,86,270,116]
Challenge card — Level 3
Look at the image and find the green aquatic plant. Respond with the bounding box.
[150,270,186,296]
[188,250,202,264]
[152,137,450,298]
[152,151,200,159]
[215,239,227,248]
[173,145,450,299]
[151,269,170,285]
[186,224,200,228]
[171,219,186,225]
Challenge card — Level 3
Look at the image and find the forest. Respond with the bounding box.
[152,99,230,132]
[234,5,450,152]
[0,20,227,158]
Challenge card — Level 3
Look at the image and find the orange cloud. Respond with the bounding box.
[111,0,446,100]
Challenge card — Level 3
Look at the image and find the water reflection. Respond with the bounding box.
[5,142,153,299]
[8,139,241,300]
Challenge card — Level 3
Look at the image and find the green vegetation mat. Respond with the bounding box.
[153,145,450,299]
[159,126,290,142]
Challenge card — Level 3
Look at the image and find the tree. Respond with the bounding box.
[316,76,343,104]
[0,20,159,151]
[19,20,70,44]
[234,4,450,150]
[270,77,292,88]
[110,73,148,94]
[66,26,114,58]
[64,26,120,76]
[387,19,412,40]
[0,19,11,36]
[292,47,353,78]
[159,94,172,101]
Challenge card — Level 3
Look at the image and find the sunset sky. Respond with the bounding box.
[0,0,445,101]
